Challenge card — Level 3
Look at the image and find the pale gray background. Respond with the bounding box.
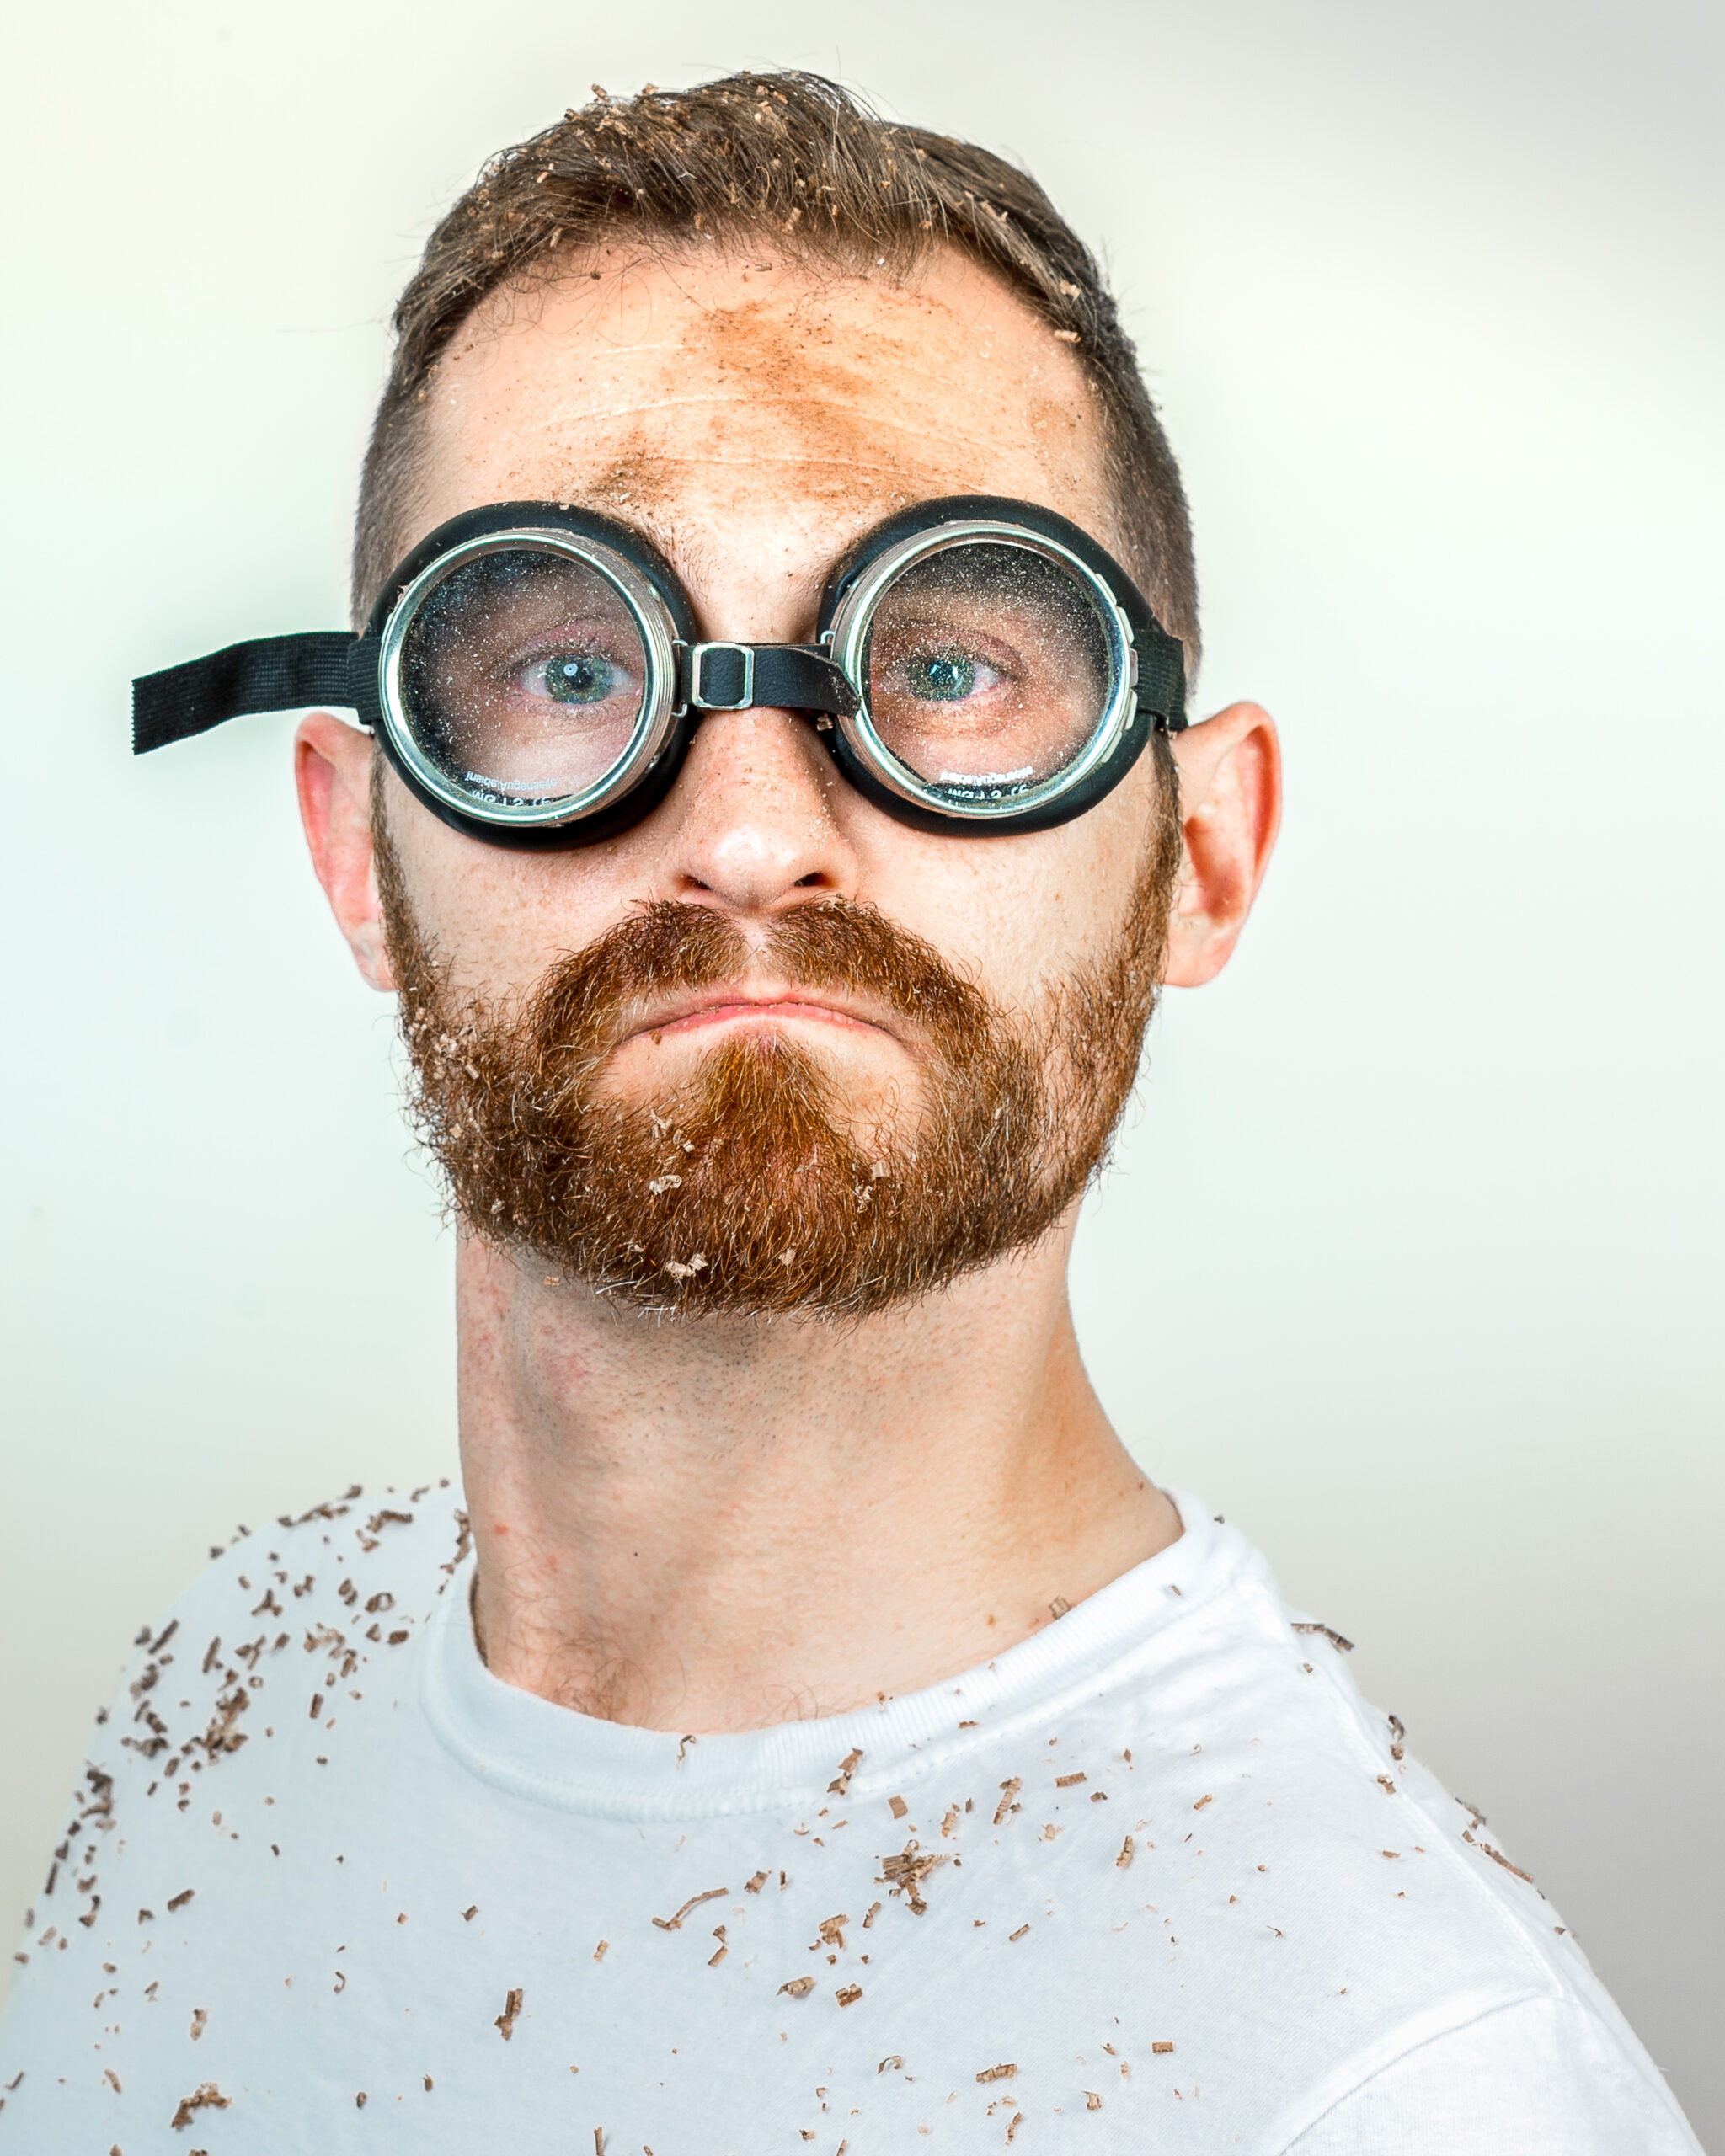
[2,0,1719,2137]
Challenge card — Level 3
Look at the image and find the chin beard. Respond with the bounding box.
[375,787,1178,1319]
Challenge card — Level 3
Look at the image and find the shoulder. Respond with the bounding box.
[1150,1515,1574,1969]
[1192,1538,1585,1974]
[0,1484,471,2118]
[120,1478,467,1762]
[8,1482,468,1960]
[105,1481,466,1762]
[1103,1506,1681,2137]
[1284,1993,1702,2154]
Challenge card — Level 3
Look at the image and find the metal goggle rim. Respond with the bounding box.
[824,520,1138,823]
[376,529,682,831]
[377,518,1138,831]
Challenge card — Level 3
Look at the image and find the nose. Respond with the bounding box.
[651,702,860,917]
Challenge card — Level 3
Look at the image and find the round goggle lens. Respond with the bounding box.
[860,541,1114,802]
[398,546,649,807]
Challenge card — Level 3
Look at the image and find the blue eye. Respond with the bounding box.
[905,652,976,702]
[544,653,616,704]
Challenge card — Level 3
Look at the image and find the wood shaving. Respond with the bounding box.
[827,1748,864,1796]
[1290,1620,1354,1652]
[879,1843,947,1915]
[652,1886,728,1931]
[1463,1830,1534,1882]
[169,2081,230,2128]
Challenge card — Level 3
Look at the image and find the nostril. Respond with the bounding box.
[794,872,827,888]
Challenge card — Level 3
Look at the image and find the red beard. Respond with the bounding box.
[377,798,1177,1318]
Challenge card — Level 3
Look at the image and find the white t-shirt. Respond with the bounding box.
[0,1489,1698,2153]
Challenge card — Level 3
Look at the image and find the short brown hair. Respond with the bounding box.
[352,70,1198,679]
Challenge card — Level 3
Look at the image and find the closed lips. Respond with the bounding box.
[623,990,902,1044]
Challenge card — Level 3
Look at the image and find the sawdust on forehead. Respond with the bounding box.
[415,246,1108,568]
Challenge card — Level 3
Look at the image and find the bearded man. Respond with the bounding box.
[0,71,1697,2155]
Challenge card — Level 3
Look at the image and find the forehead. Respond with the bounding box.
[409,245,1113,573]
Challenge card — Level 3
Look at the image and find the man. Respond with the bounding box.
[0,71,1697,2153]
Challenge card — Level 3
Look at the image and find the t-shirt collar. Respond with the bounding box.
[419,1491,1247,1820]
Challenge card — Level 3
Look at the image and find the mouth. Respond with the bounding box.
[618,983,907,1050]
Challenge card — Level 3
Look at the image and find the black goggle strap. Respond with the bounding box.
[132,632,377,753]
[1130,628,1188,735]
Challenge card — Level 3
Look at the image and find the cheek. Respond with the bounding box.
[382,785,636,1001]
[844,809,1137,1009]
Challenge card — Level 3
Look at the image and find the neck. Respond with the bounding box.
[455,1220,1179,1732]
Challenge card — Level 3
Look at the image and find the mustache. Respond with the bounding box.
[500,896,996,1081]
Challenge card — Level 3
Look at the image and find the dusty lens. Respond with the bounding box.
[398,547,649,805]
[862,542,1113,801]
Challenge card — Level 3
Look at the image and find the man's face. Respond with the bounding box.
[361,243,1181,1310]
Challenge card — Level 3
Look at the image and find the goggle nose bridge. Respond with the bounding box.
[674,639,858,724]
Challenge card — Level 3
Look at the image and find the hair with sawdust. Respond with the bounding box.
[350,69,1198,678]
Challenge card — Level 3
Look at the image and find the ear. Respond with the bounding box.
[294,711,396,990]
[1164,702,1282,988]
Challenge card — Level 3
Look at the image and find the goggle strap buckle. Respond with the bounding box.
[680,643,858,720]
[687,642,756,710]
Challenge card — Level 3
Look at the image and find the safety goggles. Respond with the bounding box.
[133,494,1186,847]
